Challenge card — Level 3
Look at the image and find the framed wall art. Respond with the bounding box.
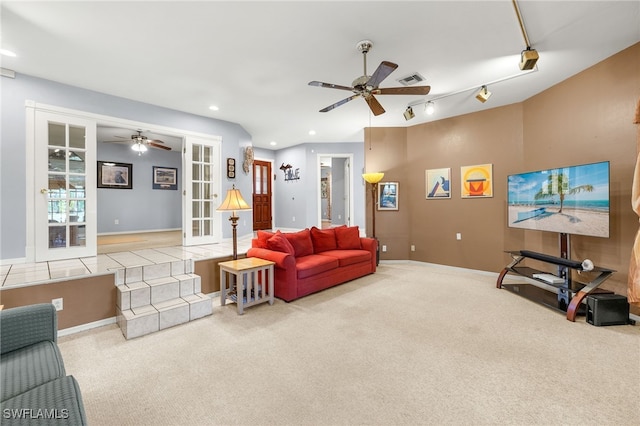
[426,168,451,199]
[152,166,178,190]
[378,181,399,211]
[97,161,132,189]
[226,158,236,178]
[461,163,493,198]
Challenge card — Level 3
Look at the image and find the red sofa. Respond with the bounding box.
[246,226,377,302]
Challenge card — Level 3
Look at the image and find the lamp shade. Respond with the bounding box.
[216,186,252,212]
[362,172,384,184]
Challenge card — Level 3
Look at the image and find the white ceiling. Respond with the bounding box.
[2,1,639,150]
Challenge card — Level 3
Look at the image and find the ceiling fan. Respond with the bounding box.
[308,40,431,116]
[102,130,171,155]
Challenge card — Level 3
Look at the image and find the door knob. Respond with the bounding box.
[40,188,48,194]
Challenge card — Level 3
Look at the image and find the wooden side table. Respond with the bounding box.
[219,257,275,314]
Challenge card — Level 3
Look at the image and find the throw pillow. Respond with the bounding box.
[255,230,274,249]
[267,231,295,255]
[283,229,314,257]
[335,225,362,249]
[310,226,337,253]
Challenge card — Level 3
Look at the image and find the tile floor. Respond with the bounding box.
[0,234,255,288]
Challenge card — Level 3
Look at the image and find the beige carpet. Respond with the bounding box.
[58,262,639,425]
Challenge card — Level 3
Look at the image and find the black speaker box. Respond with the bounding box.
[586,294,629,326]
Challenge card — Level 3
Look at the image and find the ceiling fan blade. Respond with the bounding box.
[101,140,131,143]
[148,142,171,151]
[309,81,354,91]
[375,86,431,96]
[319,94,360,113]
[364,95,386,116]
[366,61,398,88]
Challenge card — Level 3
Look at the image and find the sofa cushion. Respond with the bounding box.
[284,229,314,257]
[295,255,339,279]
[267,231,295,256]
[318,249,371,267]
[0,341,66,401]
[1,375,87,426]
[310,227,337,253]
[255,230,275,249]
[334,225,362,249]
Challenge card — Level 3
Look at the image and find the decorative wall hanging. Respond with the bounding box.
[426,168,451,199]
[243,146,254,174]
[97,161,132,189]
[152,166,178,190]
[461,164,493,198]
[280,163,300,181]
[226,158,236,178]
[378,182,399,210]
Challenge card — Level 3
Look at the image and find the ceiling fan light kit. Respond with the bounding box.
[103,130,171,155]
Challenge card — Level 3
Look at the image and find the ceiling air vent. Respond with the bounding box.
[397,72,425,86]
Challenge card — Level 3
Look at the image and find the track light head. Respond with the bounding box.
[475,85,492,103]
[519,47,539,70]
[403,106,415,120]
[425,101,435,115]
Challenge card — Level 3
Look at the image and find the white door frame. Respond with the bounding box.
[24,101,223,262]
[316,153,354,228]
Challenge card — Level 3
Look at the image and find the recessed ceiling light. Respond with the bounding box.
[0,49,17,57]
[209,105,219,111]
[308,130,316,136]
[269,141,277,146]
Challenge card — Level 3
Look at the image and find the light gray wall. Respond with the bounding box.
[272,143,365,230]
[330,157,346,226]
[0,73,253,260]
[97,143,182,233]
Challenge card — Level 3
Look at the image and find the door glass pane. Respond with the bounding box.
[192,220,201,237]
[69,200,85,223]
[192,163,201,180]
[48,199,67,223]
[192,182,201,198]
[203,201,211,217]
[49,149,66,172]
[192,145,201,162]
[69,176,86,197]
[204,146,211,163]
[69,225,85,247]
[261,165,268,193]
[69,150,86,174]
[49,226,66,248]
[203,220,211,236]
[192,201,200,218]
[255,166,261,195]
[48,174,67,193]
[203,183,211,199]
[203,164,210,181]
[69,125,85,149]
[48,123,65,147]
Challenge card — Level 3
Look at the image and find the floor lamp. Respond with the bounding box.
[362,172,384,264]
[216,185,252,260]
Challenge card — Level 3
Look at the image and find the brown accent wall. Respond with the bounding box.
[0,274,116,330]
[366,42,640,298]
[194,256,235,294]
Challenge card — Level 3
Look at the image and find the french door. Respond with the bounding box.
[34,111,97,261]
[183,135,222,245]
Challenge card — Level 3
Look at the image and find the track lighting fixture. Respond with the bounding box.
[425,101,435,115]
[403,106,415,120]
[475,86,492,103]
[513,0,539,70]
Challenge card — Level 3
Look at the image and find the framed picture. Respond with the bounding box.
[378,182,399,211]
[226,158,236,179]
[426,168,451,199]
[97,161,132,189]
[461,163,493,198]
[152,166,178,190]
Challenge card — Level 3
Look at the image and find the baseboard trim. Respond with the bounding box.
[58,317,117,337]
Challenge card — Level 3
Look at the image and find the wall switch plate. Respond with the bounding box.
[382,245,387,252]
[52,298,63,311]
[114,219,119,225]
[411,245,416,251]
[456,233,462,240]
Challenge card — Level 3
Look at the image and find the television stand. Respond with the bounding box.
[496,250,615,321]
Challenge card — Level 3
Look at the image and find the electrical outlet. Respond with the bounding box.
[456,233,462,240]
[292,216,295,222]
[411,245,416,252]
[114,219,119,225]
[52,298,63,311]
[382,245,387,252]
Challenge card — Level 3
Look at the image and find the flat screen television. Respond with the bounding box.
[507,161,610,238]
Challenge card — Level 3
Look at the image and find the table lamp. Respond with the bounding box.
[216,185,252,260]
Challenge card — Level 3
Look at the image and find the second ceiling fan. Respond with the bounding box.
[309,40,431,116]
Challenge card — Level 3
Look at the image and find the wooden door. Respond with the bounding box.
[253,160,272,230]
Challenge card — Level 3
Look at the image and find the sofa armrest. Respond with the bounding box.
[360,237,378,272]
[0,303,58,355]
[247,247,295,270]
